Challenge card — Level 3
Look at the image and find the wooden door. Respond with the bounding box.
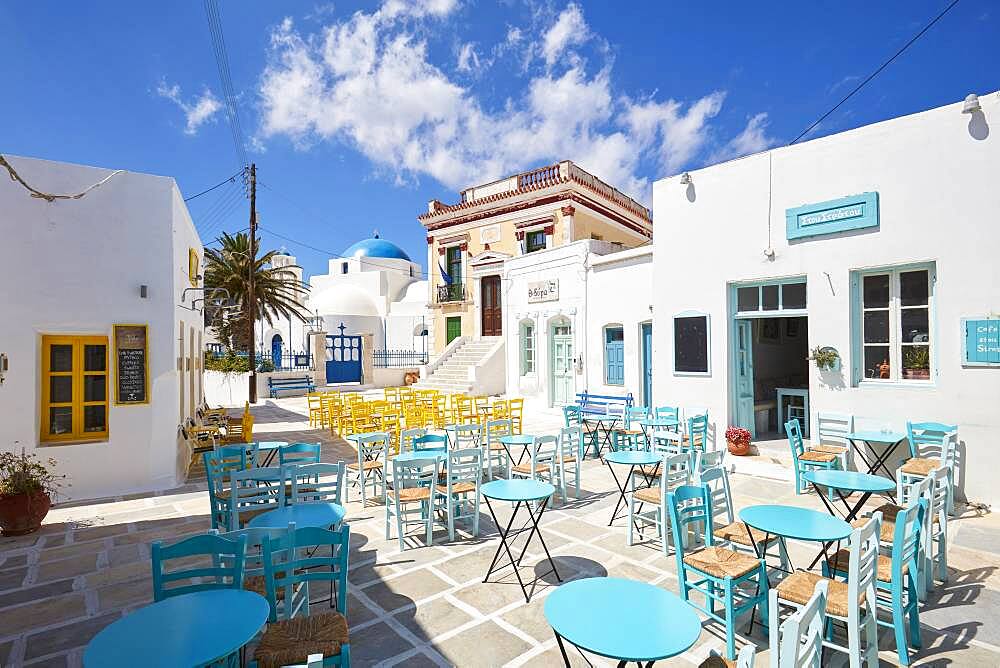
[735,319,755,435]
[551,325,574,406]
[481,275,502,336]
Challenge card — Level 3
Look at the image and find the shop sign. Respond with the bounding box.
[963,317,1000,366]
[786,192,879,240]
[528,280,559,303]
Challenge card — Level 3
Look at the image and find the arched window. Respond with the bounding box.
[604,324,624,385]
[519,320,535,375]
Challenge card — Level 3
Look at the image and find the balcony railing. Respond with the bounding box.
[437,282,466,303]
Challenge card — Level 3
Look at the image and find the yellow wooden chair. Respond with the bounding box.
[508,398,524,435]
[306,393,324,427]
[223,403,254,444]
[381,412,402,454]
[492,398,510,420]
[384,386,400,402]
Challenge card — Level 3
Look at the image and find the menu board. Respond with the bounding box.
[114,324,148,404]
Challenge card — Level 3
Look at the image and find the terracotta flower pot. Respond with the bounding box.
[0,491,51,536]
[727,439,751,456]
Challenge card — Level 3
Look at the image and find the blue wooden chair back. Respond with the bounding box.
[905,421,958,460]
[285,462,345,505]
[559,425,583,461]
[778,580,828,667]
[562,405,582,427]
[446,423,482,450]
[485,419,513,446]
[686,413,709,450]
[399,428,426,453]
[624,405,649,429]
[353,431,390,462]
[414,433,448,451]
[666,485,713,571]
[890,499,926,582]
[204,449,247,530]
[443,448,482,488]
[654,405,680,422]
[786,418,805,458]
[151,533,247,602]
[278,442,321,466]
[698,465,734,527]
[262,524,350,620]
[229,468,282,530]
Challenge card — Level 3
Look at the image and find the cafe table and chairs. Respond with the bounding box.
[498,433,537,466]
[511,435,560,492]
[346,431,390,505]
[544,577,702,667]
[786,418,841,496]
[738,504,852,573]
[667,485,769,661]
[901,421,958,515]
[803,470,895,523]
[611,405,650,451]
[846,426,909,481]
[627,452,691,554]
[604,448,661,526]
[481,479,561,602]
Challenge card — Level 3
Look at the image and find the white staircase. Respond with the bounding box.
[415,337,505,395]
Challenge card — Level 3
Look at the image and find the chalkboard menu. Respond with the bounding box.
[674,314,709,374]
[114,324,148,404]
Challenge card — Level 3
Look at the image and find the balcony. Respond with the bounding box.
[436,282,466,303]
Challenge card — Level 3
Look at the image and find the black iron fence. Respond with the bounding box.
[373,349,428,368]
[206,348,313,371]
[436,282,465,303]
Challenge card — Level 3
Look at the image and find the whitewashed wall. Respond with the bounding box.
[652,93,1000,505]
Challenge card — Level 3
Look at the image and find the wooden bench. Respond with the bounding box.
[268,375,316,398]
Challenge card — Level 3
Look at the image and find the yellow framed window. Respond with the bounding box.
[41,335,109,443]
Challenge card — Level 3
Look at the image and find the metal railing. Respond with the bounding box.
[436,282,466,303]
[208,349,313,371]
[373,349,428,368]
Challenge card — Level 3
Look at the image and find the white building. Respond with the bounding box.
[651,91,1000,506]
[504,240,653,410]
[0,155,204,502]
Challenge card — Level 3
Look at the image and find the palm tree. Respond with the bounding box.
[204,231,310,351]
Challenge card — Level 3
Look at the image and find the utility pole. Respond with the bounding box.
[248,163,258,403]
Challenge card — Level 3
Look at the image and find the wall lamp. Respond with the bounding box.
[962,93,981,114]
[679,172,692,185]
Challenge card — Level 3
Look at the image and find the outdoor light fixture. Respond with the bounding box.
[139,285,148,298]
[679,172,692,185]
[962,93,981,114]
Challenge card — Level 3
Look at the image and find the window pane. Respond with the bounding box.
[49,406,73,435]
[900,270,929,306]
[901,308,929,343]
[50,344,73,372]
[863,346,891,379]
[84,405,106,433]
[606,327,624,343]
[737,287,758,312]
[762,285,779,310]
[782,282,807,310]
[863,274,889,307]
[674,316,708,373]
[84,375,106,402]
[902,345,930,377]
[863,311,890,343]
[50,376,73,403]
[84,345,106,372]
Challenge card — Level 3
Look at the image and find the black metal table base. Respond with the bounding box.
[849,438,904,482]
[554,631,655,668]
[483,496,560,602]
[806,483,873,570]
[605,461,658,531]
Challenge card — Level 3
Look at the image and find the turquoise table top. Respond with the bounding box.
[804,470,894,493]
[847,430,906,443]
[604,450,660,466]
[482,479,554,502]
[248,501,346,529]
[739,505,851,542]
[84,589,268,668]
[254,441,288,450]
[394,449,447,463]
[545,577,701,662]
[499,435,536,445]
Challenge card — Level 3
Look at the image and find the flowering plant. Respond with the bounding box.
[724,427,752,446]
[0,449,65,498]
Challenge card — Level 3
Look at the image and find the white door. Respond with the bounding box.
[551,325,574,406]
[735,319,755,435]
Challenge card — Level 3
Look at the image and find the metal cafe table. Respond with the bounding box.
[481,479,561,602]
[739,504,852,573]
[248,501,346,529]
[498,434,536,466]
[603,450,660,527]
[803,470,895,523]
[83,589,269,668]
[846,429,908,481]
[545,577,701,667]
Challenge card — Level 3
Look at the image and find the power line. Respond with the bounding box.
[184,170,243,201]
[203,0,249,170]
[198,186,246,238]
[790,0,961,145]
[193,180,241,231]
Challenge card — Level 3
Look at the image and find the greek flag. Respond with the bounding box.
[438,260,453,285]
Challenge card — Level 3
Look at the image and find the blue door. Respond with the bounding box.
[270,334,283,369]
[734,319,755,435]
[326,324,363,384]
[641,323,653,407]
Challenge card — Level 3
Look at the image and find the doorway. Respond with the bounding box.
[735,316,809,438]
[550,320,574,406]
[271,334,283,369]
[481,275,502,336]
[641,323,653,407]
[446,316,462,345]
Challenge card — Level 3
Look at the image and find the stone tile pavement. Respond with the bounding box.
[2,396,998,667]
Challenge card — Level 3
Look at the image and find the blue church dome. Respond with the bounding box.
[342,235,411,262]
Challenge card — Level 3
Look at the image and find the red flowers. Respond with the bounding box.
[725,427,751,446]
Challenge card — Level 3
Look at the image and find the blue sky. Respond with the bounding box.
[2,1,996,280]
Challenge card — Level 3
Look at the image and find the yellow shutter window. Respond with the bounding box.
[40,335,109,443]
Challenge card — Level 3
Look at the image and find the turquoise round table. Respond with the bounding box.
[603,450,660,527]
[248,500,346,529]
[481,479,559,602]
[394,448,447,463]
[499,434,537,465]
[545,577,701,666]
[253,440,289,467]
[83,589,269,667]
[804,470,895,522]
[740,504,851,572]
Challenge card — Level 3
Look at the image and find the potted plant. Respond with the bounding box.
[725,426,752,456]
[903,347,931,380]
[809,346,840,372]
[0,449,65,536]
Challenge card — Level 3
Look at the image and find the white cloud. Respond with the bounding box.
[156,80,222,135]
[710,112,777,164]
[542,3,589,66]
[256,2,769,200]
[380,0,459,20]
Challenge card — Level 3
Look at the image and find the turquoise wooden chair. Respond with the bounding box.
[667,484,769,660]
[204,449,246,531]
[151,533,246,602]
[215,525,295,621]
[564,404,599,457]
[694,448,725,473]
[786,418,840,495]
[654,405,680,422]
[612,405,648,451]
[629,452,691,554]
[511,435,558,488]
[483,419,513,480]
[346,432,389,505]
[813,412,853,471]
[250,524,351,668]
[769,580,827,668]
[399,427,426,453]
[827,500,926,665]
[229,468,282,530]
[445,423,482,451]
[436,448,482,541]
[701,645,756,668]
[285,462,345,506]
[278,442,322,466]
[774,515,881,667]
[556,426,583,501]
[902,421,958,515]
[386,456,438,550]
[414,433,448,451]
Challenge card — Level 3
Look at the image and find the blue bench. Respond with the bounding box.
[268,375,316,398]
[575,392,633,456]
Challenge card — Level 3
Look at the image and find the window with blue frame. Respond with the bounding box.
[851,263,934,384]
[604,325,624,385]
